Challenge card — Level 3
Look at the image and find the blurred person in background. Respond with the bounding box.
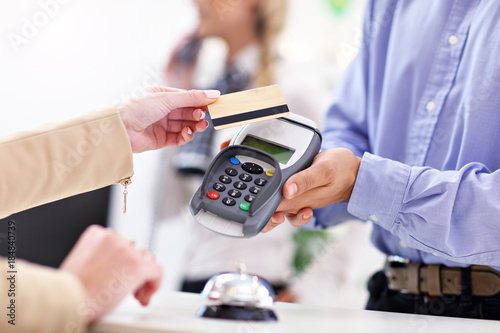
[162,0,297,299]
[158,0,380,305]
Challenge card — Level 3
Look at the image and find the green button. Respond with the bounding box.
[239,202,250,211]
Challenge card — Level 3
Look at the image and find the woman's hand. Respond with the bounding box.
[119,86,219,153]
[60,225,163,323]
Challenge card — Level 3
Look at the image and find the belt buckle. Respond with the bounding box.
[387,255,410,267]
[385,256,411,293]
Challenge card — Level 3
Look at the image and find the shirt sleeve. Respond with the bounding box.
[313,1,373,228]
[0,106,134,219]
[348,152,500,266]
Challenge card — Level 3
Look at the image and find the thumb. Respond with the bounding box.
[159,89,220,110]
[282,161,329,199]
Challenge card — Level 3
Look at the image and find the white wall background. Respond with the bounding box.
[0,0,373,302]
[0,0,366,134]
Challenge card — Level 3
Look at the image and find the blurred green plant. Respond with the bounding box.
[292,228,331,274]
[326,0,350,16]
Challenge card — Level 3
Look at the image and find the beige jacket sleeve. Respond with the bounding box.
[0,106,133,219]
[1,259,88,333]
[0,106,133,332]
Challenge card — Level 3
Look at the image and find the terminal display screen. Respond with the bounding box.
[241,135,295,164]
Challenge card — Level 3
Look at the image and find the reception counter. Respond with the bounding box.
[90,291,500,333]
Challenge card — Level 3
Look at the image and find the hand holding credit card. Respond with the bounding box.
[208,85,290,130]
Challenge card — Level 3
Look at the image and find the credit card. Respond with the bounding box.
[208,85,290,130]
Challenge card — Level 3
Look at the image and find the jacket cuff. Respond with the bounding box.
[11,260,87,332]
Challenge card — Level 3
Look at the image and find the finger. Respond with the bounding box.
[198,121,210,133]
[135,280,161,306]
[163,119,207,133]
[183,120,208,134]
[135,262,163,305]
[220,139,230,150]
[159,89,220,110]
[285,208,314,227]
[275,197,297,214]
[261,213,285,233]
[81,224,106,239]
[134,288,143,303]
[167,108,206,121]
[275,193,318,214]
[177,127,194,146]
[156,130,191,149]
[141,249,154,261]
[82,225,116,247]
[282,162,330,200]
[145,86,186,94]
[156,121,208,148]
[273,212,285,223]
[219,135,234,150]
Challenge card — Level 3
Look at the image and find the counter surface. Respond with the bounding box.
[90,291,500,333]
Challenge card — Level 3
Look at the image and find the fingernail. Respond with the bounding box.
[186,127,193,135]
[199,110,206,120]
[205,90,220,99]
[270,217,276,223]
[302,213,312,220]
[288,183,298,197]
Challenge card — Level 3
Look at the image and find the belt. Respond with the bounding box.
[384,257,500,297]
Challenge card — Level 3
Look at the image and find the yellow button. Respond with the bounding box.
[265,170,274,177]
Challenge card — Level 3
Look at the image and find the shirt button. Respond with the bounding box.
[426,101,436,112]
[432,252,439,257]
[369,214,379,222]
[448,35,458,46]
[399,240,407,248]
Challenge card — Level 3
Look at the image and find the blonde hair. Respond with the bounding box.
[254,0,288,87]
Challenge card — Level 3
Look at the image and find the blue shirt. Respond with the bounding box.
[314,0,500,268]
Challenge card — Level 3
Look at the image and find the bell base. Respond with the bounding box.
[197,305,278,321]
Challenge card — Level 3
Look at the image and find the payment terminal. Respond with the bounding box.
[189,114,322,238]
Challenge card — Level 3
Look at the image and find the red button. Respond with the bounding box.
[207,190,220,200]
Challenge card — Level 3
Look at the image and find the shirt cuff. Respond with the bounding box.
[347,152,411,232]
